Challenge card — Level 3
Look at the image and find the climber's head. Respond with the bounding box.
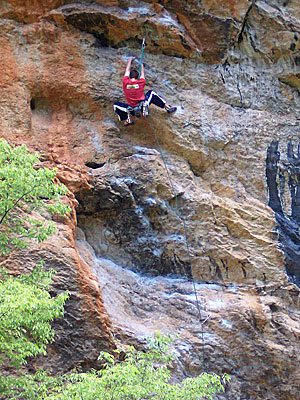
[129,69,139,80]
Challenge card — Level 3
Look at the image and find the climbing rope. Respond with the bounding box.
[148,114,207,372]
[138,37,146,79]
[137,39,208,371]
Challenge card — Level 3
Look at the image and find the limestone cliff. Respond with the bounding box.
[1,0,300,399]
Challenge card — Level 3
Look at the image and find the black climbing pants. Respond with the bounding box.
[113,90,166,121]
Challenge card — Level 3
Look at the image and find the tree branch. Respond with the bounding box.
[0,184,39,226]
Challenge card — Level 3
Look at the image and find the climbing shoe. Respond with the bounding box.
[167,106,177,114]
[124,115,134,126]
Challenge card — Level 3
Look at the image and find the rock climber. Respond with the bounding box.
[113,56,177,126]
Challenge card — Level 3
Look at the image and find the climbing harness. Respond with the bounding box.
[137,38,209,371]
[127,100,147,118]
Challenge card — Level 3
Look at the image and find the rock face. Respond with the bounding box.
[1,0,300,399]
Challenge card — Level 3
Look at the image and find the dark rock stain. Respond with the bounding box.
[294,56,300,66]
[76,177,192,278]
[215,264,223,280]
[266,140,300,285]
[237,2,254,44]
[266,140,283,214]
[221,259,229,278]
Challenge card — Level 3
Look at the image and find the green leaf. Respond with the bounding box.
[0,139,71,255]
[0,266,69,369]
[38,332,230,400]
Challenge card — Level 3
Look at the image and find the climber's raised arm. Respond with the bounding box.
[124,56,135,77]
[140,63,145,80]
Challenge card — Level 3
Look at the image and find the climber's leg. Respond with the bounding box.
[113,102,132,122]
[144,90,165,108]
[144,90,177,114]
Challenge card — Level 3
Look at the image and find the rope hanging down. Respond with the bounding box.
[138,40,208,372]
[148,115,207,372]
[138,37,146,78]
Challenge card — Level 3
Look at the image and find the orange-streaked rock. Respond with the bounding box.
[1,0,300,398]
